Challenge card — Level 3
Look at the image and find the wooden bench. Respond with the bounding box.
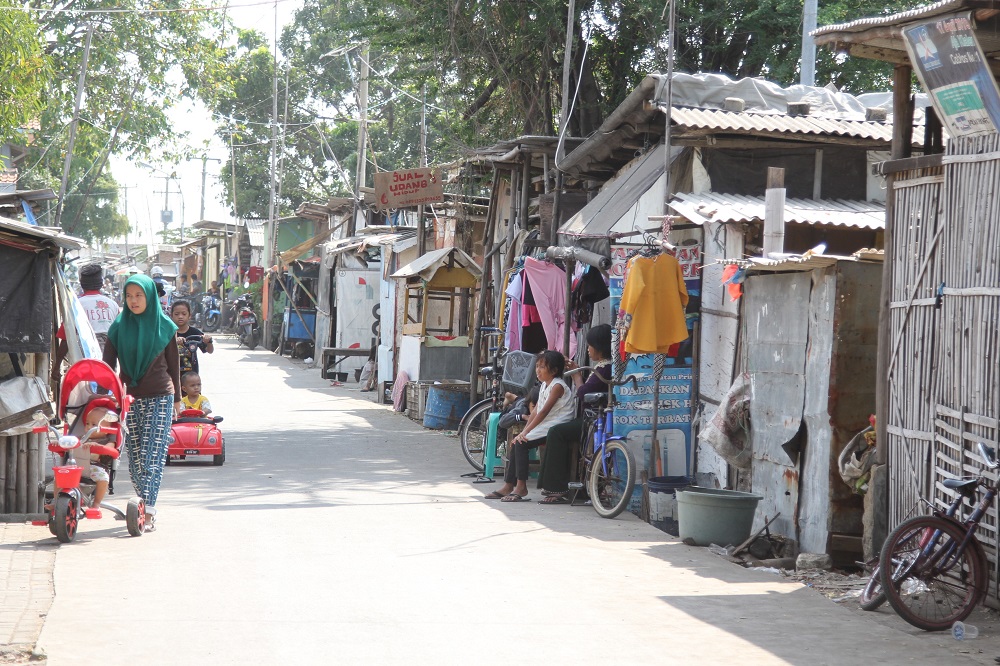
[320,347,371,379]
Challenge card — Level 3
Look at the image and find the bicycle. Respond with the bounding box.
[873,441,998,630]
[858,476,969,612]
[458,327,509,473]
[565,366,638,519]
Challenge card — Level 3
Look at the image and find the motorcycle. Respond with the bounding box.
[233,293,259,350]
[200,292,221,332]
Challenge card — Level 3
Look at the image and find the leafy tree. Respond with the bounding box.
[18,0,229,241]
[0,2,48,143]
[201,0,919,214]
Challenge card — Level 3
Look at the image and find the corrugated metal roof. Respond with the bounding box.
[672,107,894,141]
[244,219,265,249]
[0,217,84,249]
[813,0,968,37]
[720,252,883,273]
[669,192,886,230]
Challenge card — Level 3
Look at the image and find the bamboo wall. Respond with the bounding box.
[0,433,46,516]
[888,133,1000,597]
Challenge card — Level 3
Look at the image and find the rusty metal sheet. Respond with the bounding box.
[746,272,810,460]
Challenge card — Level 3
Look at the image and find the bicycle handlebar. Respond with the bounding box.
[565,366,639,391]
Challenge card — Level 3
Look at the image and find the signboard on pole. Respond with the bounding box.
[902,12,1000,137]
[374,168,444,210]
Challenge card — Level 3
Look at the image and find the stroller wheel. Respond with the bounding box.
[126,498,145,537]
[54,494,79,543]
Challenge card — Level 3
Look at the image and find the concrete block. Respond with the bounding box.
[796,552,833,571]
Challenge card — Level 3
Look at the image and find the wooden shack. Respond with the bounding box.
[0,218,82,518]
[814,1,1000,574]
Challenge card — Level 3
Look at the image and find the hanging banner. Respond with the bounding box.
[374,168,444,210]
[902,12,1000,137]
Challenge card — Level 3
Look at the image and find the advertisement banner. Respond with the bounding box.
[374,168,444,210]
[902,12,1000,137]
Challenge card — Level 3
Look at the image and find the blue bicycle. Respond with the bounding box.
[566,367,638,519]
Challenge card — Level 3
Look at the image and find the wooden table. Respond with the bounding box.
[320,347,371,379]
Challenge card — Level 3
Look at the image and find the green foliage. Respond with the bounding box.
[0,2,48,143]
[19,0,229,241]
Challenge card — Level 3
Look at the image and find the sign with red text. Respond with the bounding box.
[374,168,444,210]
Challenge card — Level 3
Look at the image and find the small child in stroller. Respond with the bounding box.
[82,404,117,508]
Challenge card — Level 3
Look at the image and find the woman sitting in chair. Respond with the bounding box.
[537,324,614,504]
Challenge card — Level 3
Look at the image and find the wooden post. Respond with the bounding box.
[892,65,913,160]
[421,284,429,336]
[16,436,26,512]
[763,167,785,256]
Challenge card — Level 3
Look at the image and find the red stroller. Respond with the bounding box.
[31,359,148,542]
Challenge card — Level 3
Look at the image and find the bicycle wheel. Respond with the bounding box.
[880,515,986,631]
[458,400,493,472]
[588,440,636,519]
[859,564,886,611]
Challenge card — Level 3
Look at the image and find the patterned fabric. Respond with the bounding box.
[125,394,174,506]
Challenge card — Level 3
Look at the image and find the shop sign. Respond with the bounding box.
[902,12,1000,137]
[374,168,444,210]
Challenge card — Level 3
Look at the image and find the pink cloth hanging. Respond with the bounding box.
[522,257,577,358]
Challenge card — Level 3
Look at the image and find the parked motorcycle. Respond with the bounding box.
[232,293,259,350]
[201,293,221,332]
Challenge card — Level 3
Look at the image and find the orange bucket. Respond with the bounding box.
[54,465,83,489]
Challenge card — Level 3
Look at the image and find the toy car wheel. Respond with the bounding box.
[213,441,226,466]
[126,497,145,537]
[54,494,79,543]
[164,455,171,466]
[47,514,57,536]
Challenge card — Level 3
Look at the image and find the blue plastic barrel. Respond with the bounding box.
[423,384,471,430]
[648,476,692,535]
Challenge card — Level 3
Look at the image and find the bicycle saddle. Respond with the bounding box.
[583,392,606,405]
[943,478,978,497]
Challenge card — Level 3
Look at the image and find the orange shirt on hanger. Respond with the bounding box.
[619,254,689,354]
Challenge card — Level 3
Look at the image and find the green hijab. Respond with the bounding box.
[107,274,177,383]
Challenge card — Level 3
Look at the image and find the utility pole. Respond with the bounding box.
[417,84,427,257]
[190,156,222,221]
[264,0,280,351]
[801,0,817,86]
[54,24,94,229]
[350,43,369,237]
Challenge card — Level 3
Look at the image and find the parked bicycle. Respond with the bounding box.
[564,366,638,519]
[868,441,998,630]
[458,328,508,472]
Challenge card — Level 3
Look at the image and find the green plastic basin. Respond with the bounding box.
[676,487,763,547]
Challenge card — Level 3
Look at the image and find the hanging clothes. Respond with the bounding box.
[504,271,523,351]
[570,265,610,328]
[519,272,547,353]
[619,254,689,354]
[522,257,576,358]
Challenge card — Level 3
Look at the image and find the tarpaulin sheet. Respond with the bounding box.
[0,245,52,353]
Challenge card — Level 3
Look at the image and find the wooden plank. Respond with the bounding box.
[874,153,944,176]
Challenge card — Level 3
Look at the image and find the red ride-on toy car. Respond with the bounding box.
[31,359,149,542]
[166,409,225,465]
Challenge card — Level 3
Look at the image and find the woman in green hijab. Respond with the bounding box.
[102,274,181,531]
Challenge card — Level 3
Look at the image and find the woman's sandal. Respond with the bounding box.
[540,494,568,504]
[501,493,530,502]
[484,490,507,500]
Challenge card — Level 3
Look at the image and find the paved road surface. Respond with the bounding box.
[22,339,999,664]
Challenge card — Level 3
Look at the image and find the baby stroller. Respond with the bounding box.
[31,359,148,542]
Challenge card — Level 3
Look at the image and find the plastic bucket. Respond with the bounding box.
[54,465,83,489]
[423,383,471,430]
[676,487,763,546]
[648,476,692,535]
